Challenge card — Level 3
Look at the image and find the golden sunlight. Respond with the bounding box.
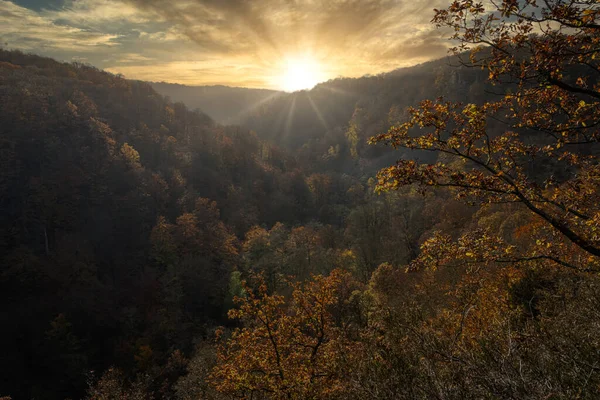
[277,55,326,92]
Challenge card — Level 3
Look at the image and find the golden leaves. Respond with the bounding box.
[369,0,600,268]
[210,270,361,399]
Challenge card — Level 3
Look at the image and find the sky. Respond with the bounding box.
[1,0,453,90]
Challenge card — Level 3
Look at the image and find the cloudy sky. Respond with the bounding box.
[1,0,452,89]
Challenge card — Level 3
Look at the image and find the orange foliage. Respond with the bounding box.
[210,269,361,399]
[370,0,600,272]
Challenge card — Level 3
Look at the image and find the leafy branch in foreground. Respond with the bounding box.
[370,0,600,271]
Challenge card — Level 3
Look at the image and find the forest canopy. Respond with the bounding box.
[1,0,600,399]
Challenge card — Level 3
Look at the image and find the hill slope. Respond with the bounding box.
[153,56,491,177]
[0,49,312,399]
[151,82,283,125]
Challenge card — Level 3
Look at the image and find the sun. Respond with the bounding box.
[278,55,326,92]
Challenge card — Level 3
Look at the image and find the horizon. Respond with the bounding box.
[1,45,453,93]
[0,0,452,90]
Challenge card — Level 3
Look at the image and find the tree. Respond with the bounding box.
[210,270,361,399]
[370,0,600,272]
[150,198,239,334]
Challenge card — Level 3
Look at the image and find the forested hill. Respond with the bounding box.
[0,48,502,399]
[0,49,314,398]
[150,82,283,125]
[0,47,478,399]
[239,55,490,150]
[153,55,491,176]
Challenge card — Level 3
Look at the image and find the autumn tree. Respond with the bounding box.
[210,270,362,399]
[362,3,600,397]
[370,0,600,272]
[242,223,288,292]
[150,198,239,335]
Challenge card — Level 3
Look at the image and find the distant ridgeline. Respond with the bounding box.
[150,82,283,126]
[153,54,491,175]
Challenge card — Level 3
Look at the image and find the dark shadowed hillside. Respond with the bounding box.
[0,48,478,399]
[0,49,314,399]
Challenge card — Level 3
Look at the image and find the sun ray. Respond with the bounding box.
[307,93,329,132]
[283,95,297,140]
[230,91,283,123]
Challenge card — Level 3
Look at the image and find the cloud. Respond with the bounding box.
[0,0,121,52]
[1,0,455,87]
[122,0,447,55]
[105,59,273,87]
[10,0,67,11]
[119,0,453,79]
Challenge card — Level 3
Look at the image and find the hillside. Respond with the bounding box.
[1,48,459,400]
[0,48,480,399]
[3,7,600,396]
[154,55,491,177]
[0,49,313,398]
[150,82,283,125]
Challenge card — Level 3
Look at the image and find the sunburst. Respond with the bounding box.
[277,54,326,92]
